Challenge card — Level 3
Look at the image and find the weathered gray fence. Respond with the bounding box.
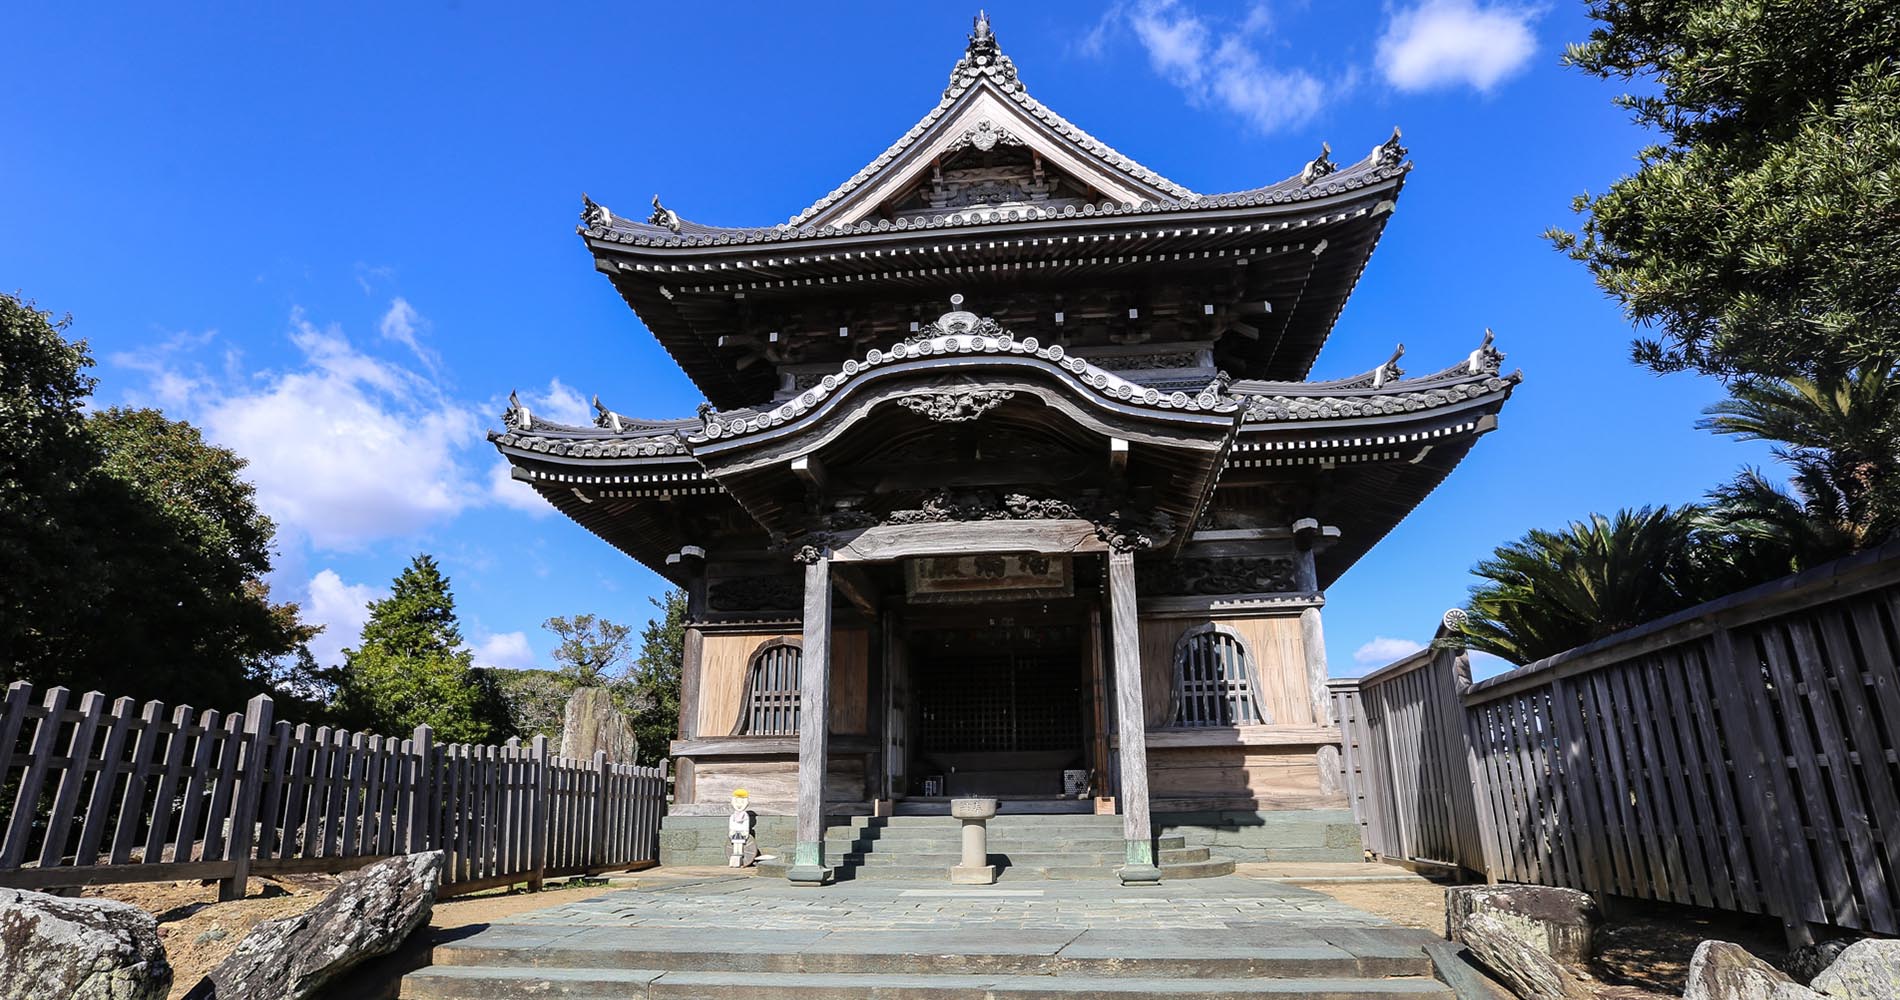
[1333,543,1900,943]
[0,683,667,898]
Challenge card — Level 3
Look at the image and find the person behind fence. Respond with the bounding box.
[727,789,759,867]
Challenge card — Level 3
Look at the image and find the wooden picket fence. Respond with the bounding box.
[0,683,667,898]
[1332,542,1900,944]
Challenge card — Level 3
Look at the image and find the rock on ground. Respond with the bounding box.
[1446,884,1600,965]
[1786,939,1857,985]
[184,851,443,1000]
[1810,939,1900,1000]
[0,888,172,1000]
[1684,940,1823,1000]
[560,686,638,762]
[1460,910,1590,1000]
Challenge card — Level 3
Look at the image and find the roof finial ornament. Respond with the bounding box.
[1374,127,1407,168]
[592,394,624,433]
[649,194,681,234]
[696,401,717,424]
[939,291,979,333]
[504,389,533,431]
[1372,343,1405,389]
[1466,328,1504,375]
[945,8,1018,98]
[580,193,613,231]
[1300,142,1337,186]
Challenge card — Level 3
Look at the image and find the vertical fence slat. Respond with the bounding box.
[108,700,166,866]
[5,688,70,868]
[74,696,138,867]
[39,691,107,868]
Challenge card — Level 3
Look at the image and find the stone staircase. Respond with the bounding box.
[401,917,1456,1000]
[754,814,1236,880]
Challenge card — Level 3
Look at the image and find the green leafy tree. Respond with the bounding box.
[1459,507,1712,664]
[1550,2,1900,377]
[0,295,319,706]
[625,591,686,763]
[544,614,634,688]
[336,555,504,742]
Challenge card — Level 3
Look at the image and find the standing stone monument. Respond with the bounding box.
[950,798,998,885]
[559,687,638,762]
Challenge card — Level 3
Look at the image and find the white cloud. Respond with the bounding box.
[518,377,594,428]
[378,297,440,373]
[1377,1,1539,93]
[1111,0,1326,136]
[1354,636,1425,666]
[472,631,536,670]
[197,312,483,550]
[305,569,383,668]
[489,460,553,516]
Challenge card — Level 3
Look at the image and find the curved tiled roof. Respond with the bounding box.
[690,311,1242,445]
[1238,371,1519,424]
[581,155,1405,251]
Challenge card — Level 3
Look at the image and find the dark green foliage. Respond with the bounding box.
[335,555,508,742]
[544,614,634,688]
[0,294,320,707]
[483,667,570,742]
[625,591,686,763]
[1459,507,1714,664]
[1551,2,1900,377]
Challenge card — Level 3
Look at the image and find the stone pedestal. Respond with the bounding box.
[949,797,998,885]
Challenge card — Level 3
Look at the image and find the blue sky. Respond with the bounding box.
[1,2,1773,680]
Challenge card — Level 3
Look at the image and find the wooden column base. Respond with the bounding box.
[1118,839,1162,886]
[787,842,832,886]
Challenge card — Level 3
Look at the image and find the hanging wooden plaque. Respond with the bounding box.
[905,553,1073,603]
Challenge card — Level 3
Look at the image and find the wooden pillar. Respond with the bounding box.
[1107,549,1161,885]
[1301,606,1343,796]
[1293,520,1342,796]
[789,553,834,885]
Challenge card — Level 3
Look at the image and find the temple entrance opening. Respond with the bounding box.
[904,618,1094,802]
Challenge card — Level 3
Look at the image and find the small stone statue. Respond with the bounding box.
[727,789,759,868]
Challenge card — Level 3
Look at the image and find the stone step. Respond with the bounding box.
[818,838,1184,852]
[426,926,1437,980]
[401,967,1452,999]
[752,856,1235,880]
[788,847,1211,867]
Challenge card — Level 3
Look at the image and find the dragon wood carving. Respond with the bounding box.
[894,388,1016,422]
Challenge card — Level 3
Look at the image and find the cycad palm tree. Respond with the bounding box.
[1696,363,1900,568]
[1460,507,1707,665]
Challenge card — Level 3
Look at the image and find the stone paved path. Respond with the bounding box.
[400,872,1460,998]
[506,872,1398,931]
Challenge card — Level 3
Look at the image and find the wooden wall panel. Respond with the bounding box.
[1146,745,1344,810]
[829,628,870,735]
[1230,617,1314,726]
[696,632,793,737]
[692,757,866,811]
[1138,619,1189,726]
[695,629,869,738]
[1137,614,1311,727]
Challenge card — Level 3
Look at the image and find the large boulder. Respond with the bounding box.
[0,888,172,1000]
[1787,939,1858,985]
[1447,885,1600,965]
[1810,939,1900,1000]
[185,851,443,1000]
[1684,940,1823,1000]
[1460,911,1590,1000]
[559,686,638,762]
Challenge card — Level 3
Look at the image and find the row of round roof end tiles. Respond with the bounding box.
[1240,376,1514,422]
[505,433,686,458]
[697,330,1238,441]
[599,164,1400,248]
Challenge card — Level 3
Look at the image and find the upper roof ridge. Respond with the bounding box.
[944,10,1017,99]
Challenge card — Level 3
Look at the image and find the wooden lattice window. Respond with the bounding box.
[734,639,802,736]
[1170,623,1269,727]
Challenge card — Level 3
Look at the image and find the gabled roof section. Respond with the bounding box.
[788,12,1195,229]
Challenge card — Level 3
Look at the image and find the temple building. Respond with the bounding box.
[492,14,1519,884]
